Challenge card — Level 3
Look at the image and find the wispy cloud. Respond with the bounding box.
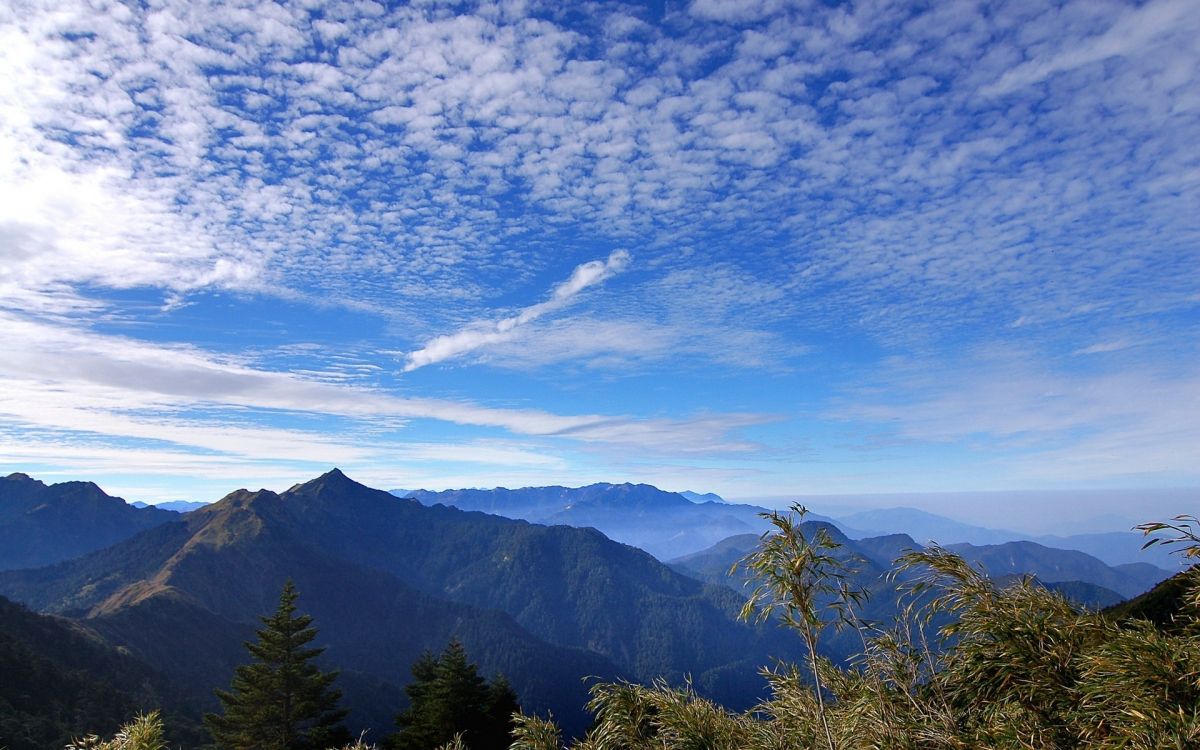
[0,310,762,460]
[403,250,630,371]
[833,351,1200,482]
[1073,340,1137,356]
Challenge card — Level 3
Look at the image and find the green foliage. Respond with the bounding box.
[513,509,1200,750]
[204,581,350,750]
[387,640,519,750]
[734,506,866,750]
[65,712,166,750]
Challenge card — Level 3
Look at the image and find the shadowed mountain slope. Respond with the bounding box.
[1104,565,1200,632]
[0,594,205,750]
[0,473,177,571]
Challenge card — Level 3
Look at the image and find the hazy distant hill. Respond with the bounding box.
[0,470,800,738]
[130,499,210,513]
[944,540,1169,598]
[836,507,1019,546]
[835,506,1181,570]
[672,530,1152,615]
[679,490,726,504]
[404,482,845,559]
[0,473,177,571]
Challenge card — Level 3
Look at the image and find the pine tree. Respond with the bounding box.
[204,581,350,750]
[388,640,519,750]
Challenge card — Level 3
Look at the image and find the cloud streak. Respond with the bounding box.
[403,250,630,371]
[0,310,762,460]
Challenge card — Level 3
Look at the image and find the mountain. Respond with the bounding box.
[0,470,802,739]
[679,491,726,504]
[834,506,1182,570]
[665,522,954,664]
[0,473,177,571]
[1104,566,1199,632]
[405,482,845,559]
[669,526,925,593]
[1037,579,1126,610]
[946,540,1171,599]
[130,500,210,513]
[1032,531,1184,570]
[673,531,1154,617]
[835,507,1020,546]
[0,594,204,750]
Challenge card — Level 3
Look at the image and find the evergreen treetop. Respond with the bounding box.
[388,639,519,750]
[204,581,350,750]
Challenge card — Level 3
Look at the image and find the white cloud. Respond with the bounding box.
[1073,340,1137,356]
[834,353,1200,481]
[403,250,630,371]
[0,311,763,458]
[984,0,1198,96]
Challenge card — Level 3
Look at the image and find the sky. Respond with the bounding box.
[0,0,1197,523]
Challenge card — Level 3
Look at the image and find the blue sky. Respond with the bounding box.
[0,0,1197,518]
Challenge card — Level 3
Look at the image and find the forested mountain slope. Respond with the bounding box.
[0,594,203,750]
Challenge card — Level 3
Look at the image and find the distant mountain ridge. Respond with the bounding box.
[0,473,177,571]
[402,482,844,559]
[0,470,802,738]
[946,541,1168,599]
[670,529,1163,609]
[680,490,726,504]
[130,499,210,513]
[834,506,1183,570]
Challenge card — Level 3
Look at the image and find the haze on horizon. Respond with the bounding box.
[0,0,1197,521]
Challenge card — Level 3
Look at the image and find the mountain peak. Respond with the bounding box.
[285,468,355,493]
[4,472,41,485]
[280,469,401,516]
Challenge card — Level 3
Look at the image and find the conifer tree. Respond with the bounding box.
[387,640,519,750]
[205,581,350,750]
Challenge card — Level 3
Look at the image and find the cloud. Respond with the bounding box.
[1,0,1195,343]
[984,0,1198,96]
[403,250,630,371]
[0,310,762,458]
[1073,340,1137,356]
[832,352,1200,482]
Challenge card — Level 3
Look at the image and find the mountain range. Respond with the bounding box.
[402,483,848,560]
[834,506,1183,570]
[130,500,211,513]
[0,470,801,739]
[0,594,207,750]
[670,528,1168,608]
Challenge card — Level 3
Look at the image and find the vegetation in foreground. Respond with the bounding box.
[50,512,1200,750]
[508,510,1200,750]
